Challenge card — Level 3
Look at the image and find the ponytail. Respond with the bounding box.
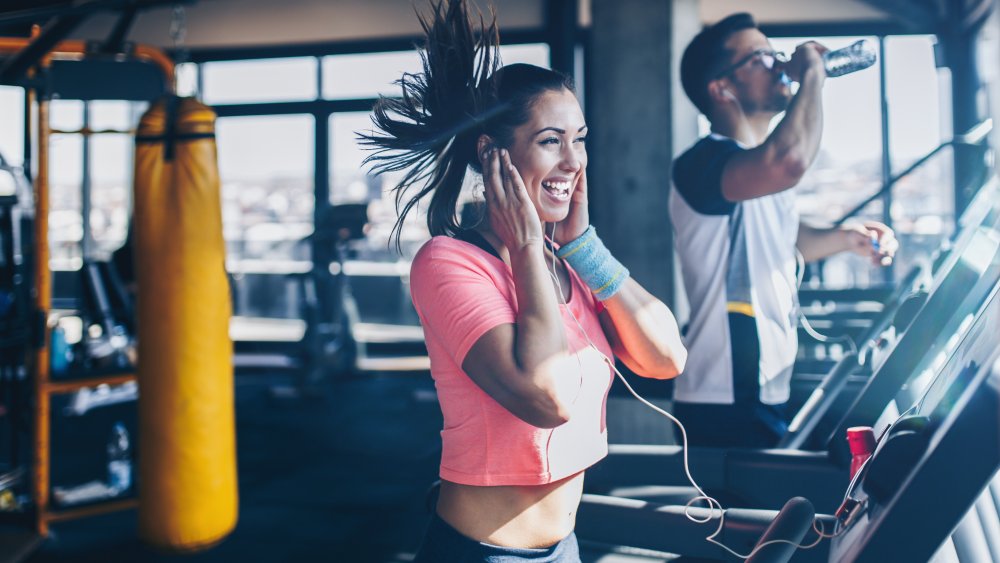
[359,0,500,249]
[361,0,577,250]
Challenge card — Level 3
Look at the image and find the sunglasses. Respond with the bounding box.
[714,49,789,79]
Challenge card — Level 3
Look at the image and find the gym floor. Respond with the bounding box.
[22,365,679,563]
[27,371,443,563]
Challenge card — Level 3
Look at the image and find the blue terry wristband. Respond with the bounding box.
[556,226,629,301]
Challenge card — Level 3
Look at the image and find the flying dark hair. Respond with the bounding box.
[680,12,757,116]
[359,0,574,249]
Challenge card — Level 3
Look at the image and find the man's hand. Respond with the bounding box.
[842,221,898,266]
[780,41,828,84]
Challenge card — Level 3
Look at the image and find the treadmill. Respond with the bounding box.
[828,297,1000,561]
[578,237,1000,562]
[784,175,1000,452]
[584,181,1000,515]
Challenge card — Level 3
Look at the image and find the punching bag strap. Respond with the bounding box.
[164,94,178,161]
[134,96,215,161]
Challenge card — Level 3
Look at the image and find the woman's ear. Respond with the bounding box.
[476,135,496,164]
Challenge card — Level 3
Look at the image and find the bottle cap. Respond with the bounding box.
[847,426,876,455]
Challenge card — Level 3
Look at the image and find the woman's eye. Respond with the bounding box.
[539,137,559,145]
[574,136,587,144]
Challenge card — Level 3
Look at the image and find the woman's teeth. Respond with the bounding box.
[542,180,571,199]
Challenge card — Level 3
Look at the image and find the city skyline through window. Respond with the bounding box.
[0,34,964,297]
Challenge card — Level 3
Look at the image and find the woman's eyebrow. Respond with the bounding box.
[533,125,588,136]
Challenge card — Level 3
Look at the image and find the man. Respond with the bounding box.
[670,13,898,448]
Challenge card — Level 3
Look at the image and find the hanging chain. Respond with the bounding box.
[169,4,190,93]
[169,4,187,51]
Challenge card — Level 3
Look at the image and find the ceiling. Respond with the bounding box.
[2,0,990,52]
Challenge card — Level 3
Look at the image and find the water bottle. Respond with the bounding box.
[847,426,876,479]
[107,422,132,494]
[823,39,877,77]
[50,324,71,376]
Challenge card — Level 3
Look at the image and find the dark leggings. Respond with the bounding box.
[412,512,581,563]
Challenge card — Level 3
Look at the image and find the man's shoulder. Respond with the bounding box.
[676,135,742,168]
[672,135,744,216]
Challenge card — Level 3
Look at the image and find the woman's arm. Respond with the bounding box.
[460,149,576,428]
[553,173,686,380]
[598,279,687,380]
[461,244,576,428]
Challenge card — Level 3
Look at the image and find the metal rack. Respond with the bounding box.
[0,31,174,537]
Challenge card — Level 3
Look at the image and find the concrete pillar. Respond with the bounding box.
[669,0,701,324]
[545,0,578,79]
[942,4,989,216]
[586,0,700,308]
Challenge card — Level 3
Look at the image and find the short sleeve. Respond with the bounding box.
[672,136,743,216]
[410,241,517,367]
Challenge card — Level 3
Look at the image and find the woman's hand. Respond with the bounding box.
[553,172,590,246]
[482,148,544,252]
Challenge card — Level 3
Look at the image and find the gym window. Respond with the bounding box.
[104,41,552,321]
[202,56,318,105]
[0,86,24,165]
[46,99,144,272]
[216,114,315,320]
[321,51,423,99]
[766,34,950,288]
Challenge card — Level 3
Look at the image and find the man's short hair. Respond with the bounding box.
[680,13,758,116]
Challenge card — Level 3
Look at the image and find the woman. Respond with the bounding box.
[361,1,687,560]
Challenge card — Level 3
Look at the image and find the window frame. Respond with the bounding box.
[184,31,554,282]
[761,22,946,284]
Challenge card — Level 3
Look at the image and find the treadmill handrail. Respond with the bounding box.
[781,267,926,450]
[745,497,817,563]
[834,118,993,227]
[825,234,1000,460]
[577,493,835,561]
[781,352,860,450]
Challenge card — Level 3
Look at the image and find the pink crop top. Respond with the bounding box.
[409,236,615,486]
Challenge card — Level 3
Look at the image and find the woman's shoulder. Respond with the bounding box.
[411,235,505,277]
[414,235,480,261]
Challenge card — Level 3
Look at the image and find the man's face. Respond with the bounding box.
[716,29,792,115]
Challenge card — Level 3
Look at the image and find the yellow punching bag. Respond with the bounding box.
[133,97,237,551]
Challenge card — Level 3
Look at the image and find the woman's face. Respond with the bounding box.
[505,88,588,224]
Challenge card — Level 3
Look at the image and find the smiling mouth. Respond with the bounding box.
[542,180,572,199]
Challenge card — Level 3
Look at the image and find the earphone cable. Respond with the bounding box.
[544,225,844,558]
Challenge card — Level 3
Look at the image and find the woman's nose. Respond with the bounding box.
[560,146,582,171]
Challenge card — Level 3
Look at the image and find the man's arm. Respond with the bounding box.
[721,43,826,202]
[797,221,898,264]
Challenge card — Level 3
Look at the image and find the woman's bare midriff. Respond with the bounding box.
[435,471,585,549]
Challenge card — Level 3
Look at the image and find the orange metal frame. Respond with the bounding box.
[1,34,174,535]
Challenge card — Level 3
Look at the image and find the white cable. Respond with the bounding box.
[544,225,845,559]
[795,248,859,357]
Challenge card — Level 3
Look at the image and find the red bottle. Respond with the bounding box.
[847,426,876,479]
